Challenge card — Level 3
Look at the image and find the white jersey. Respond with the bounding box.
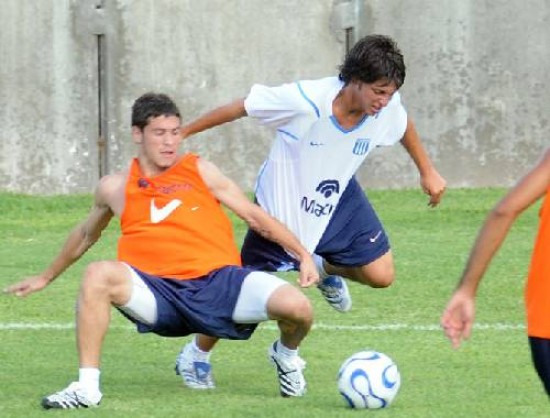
[244,76,407,253]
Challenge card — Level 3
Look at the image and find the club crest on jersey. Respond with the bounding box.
[353,138,371,155]
[301,179,340,218]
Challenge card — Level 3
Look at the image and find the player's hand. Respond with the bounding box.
[297,256,320,288]
[440,290,475,349]
[421,169,447,207]
[3,275,50,297]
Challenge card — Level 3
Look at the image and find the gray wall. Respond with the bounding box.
[1,0,549,194]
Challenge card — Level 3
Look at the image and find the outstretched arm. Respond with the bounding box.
[197,157,319,288]
[400,118,447,207]
[441,148,550,348]
[181,98,247,138]
[4,176,118,297]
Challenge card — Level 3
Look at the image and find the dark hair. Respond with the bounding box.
[131,92,181,130]
[339,34,406,88]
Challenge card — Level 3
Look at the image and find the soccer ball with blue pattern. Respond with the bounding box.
[337,350,401,409]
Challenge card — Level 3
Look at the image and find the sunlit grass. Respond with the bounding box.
[1,190,547,417]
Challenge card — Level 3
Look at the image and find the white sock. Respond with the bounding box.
[78,368,101,394]
[190,336,212,362]
[275,340,298,359]
[313,253,329,279]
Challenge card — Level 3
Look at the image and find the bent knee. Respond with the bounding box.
[283,291,313,323]
[292,294,314,322]
[358,263,395,288]
[82,261,128,290]
[370,272,394,288]
[268,286,313,323]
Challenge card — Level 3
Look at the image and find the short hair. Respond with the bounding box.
[131,93,181,130]
[339,34,406,88]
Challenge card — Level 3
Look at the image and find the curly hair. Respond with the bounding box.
[339,34,406,88]
[131,93,181,130]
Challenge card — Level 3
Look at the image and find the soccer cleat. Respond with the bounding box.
[268,342,307,397]
[41,382,102,409]
[317,275,352,312]
[175,343,215,390]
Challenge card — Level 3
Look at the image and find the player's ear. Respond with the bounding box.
[132,126,143,144]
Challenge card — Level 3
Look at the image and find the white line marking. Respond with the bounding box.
[0,322,526,332]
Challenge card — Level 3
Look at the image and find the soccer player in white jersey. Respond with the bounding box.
[175,34,447,389]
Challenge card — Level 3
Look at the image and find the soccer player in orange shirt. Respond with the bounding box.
[5,93,319,409]
[441,147,550,396]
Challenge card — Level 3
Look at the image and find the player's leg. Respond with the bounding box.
[266,285,312,397]
[42,260,134,409]
[120,267,217,391]
[318,176,394,287]
[315,177,393,312]
[175,334,217,390]
[77,261,141,365]
[322,250,394,288]
[528,336,550,396]
[265,284,313,348]
[232,271,312,397]
[312,254,353,312]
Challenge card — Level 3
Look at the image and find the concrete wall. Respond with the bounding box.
[1,0,549,194]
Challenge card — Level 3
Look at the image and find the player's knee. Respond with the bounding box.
[280,291,313,327]
[359,264,395,288]
[267,284,313,329]
[287,292,313,324]
[81,261,120,293]
[371,271,395,288]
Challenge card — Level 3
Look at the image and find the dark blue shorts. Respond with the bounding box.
[119,265,258,340]
[241,177,390,271]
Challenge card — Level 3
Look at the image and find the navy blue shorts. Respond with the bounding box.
[119,265,258,340]
[241,177,390,271]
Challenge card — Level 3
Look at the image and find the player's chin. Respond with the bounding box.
[157,154,177,167]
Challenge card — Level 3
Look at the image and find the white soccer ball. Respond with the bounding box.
[337,350,401,409]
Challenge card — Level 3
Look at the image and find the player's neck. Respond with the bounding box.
[136,154,182,178]
[332,87,368,130]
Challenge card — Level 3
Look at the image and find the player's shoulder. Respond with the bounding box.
[296,76,342,97]
[377,91,406,120]
[386,91,403,108]
[98,171,127,190]
[96,171,128,204]
[292,77,342,115]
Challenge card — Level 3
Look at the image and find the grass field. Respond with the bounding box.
[1,189,549,417]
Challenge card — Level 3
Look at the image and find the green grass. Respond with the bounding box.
[1,189,548,417]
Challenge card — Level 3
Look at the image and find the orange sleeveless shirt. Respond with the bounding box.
[117,153,241,280]
[525,188,550,338]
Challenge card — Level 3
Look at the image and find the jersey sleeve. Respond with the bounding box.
[377,92,408,146]
[244,82,309,128]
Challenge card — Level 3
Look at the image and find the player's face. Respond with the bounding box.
[355,79,398,116]
[133,115,182,172]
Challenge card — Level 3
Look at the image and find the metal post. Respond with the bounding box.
[94,0,108,177]
[97,31,108,177]
[331,0,366,53]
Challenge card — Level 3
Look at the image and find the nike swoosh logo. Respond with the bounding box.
[369,230,382,243]
[150,198,182,223]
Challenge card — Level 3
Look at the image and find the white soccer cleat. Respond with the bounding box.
[41,382,102,409]
[268,342,307,397]
[317,275,352,312]
[175,343,215,390]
